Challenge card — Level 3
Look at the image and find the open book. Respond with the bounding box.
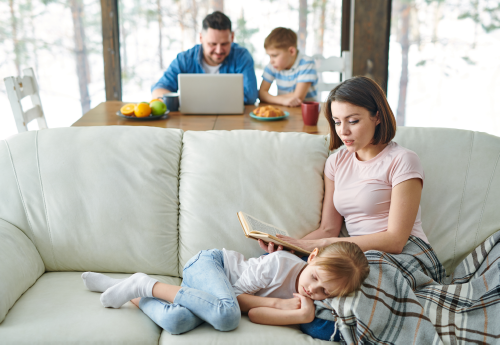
[237,212,311,256]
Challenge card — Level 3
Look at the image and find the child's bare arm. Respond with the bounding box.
[247,294,315,325]
[292,82,312,101]
[237,293,300,313]
[259,80,310,107]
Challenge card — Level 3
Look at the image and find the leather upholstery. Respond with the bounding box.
[0,272,180,344]
[0,127,183,276]
[159,316,333,344]
[1,125,499,344]
[0,219,44,323]
[394,127,500,272]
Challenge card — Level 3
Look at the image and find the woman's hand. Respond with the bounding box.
[294,293,316,323]
[275,296,301,310]
[258,240,297,255]
[258,239,289,253]
[276,235,330,252]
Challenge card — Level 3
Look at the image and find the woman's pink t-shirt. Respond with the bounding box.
[324,141,429,243]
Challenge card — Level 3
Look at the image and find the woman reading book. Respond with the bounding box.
[259,76,429,340]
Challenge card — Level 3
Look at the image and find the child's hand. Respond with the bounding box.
[276,296,301,310]
[283,96,303,107]
[293,293,316,323]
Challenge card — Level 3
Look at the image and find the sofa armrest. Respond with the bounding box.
[0,219,45,324]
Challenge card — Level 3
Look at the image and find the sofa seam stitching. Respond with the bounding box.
[3,140,39,250]
[450,131,474,270]
[473,148,500,247]
[177,130,183,278]
[35,131,58,269]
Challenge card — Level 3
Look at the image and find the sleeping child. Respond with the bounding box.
[81,241,369,337]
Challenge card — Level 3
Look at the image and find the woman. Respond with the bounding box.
[259,75,429,340]
[261,76,428,254]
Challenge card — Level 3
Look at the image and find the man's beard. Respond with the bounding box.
[207,53,226,65]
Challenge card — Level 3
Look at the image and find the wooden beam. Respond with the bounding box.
[100,0,122,101]
[347,0,392,94]
[341,0,351,53]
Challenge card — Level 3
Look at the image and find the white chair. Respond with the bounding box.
[4,67,48,133]
[313,51,352,102]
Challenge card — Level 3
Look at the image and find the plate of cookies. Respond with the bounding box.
[250,105,289,121]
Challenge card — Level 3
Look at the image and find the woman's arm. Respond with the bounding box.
[277,178,422,254]
[237,294,300,313]
[247,293,315,325]
[339,178,422,253]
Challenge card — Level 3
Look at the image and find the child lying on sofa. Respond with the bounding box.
[81,242,369,337]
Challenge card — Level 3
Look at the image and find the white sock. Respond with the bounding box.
[82,272,125,292]
[100,273,157,308]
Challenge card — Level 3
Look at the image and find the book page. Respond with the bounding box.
[246,214,289,237]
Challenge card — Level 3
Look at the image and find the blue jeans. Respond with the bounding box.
[301,317,341,342]
[139,249,240,334]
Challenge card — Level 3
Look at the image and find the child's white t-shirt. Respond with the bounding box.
[222,249,306,299]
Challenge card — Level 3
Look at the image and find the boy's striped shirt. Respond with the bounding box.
[262,53,318,101]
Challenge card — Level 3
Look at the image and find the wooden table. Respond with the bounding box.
[72,101,331,135]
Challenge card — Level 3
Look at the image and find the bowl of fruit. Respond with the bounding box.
[117,99,169,120]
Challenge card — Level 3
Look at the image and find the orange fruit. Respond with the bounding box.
[150,99,163,104]
[120,103,136,116]
[134,103,152,117]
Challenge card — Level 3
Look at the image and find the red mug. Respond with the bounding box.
[301,101,320,126]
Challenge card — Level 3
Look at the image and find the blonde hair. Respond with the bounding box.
[264,27,297,50]
[312,242,369,297]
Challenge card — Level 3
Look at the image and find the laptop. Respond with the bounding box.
[178,74,244,114]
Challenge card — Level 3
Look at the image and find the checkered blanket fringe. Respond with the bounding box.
[315,230,500,344]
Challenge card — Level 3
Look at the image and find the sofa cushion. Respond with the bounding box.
[178,130,329,274]
[0,219,45,323]
[159,316,337,344]
[3,127,182,275]
[394,127,500,273]
[0,272,181,344]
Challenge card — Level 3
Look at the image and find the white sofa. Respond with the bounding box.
[1,126,499,344]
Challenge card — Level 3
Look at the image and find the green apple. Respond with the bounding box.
[150,100,167,116]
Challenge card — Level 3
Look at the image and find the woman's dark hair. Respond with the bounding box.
[325,76,396,151]
[202,11,232,31]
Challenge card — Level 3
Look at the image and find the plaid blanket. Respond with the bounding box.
[315,230,500,344]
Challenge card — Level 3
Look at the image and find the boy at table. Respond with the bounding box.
[259,28,318,107]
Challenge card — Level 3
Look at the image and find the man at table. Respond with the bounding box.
[151,11,258,105]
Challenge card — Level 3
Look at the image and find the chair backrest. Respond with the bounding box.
[313,51,352,102]
[3,68,47,133]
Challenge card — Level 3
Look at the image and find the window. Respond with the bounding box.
[388,0,500,136]
[1,0,344,139]
[0,0,105,139]
[118,0,342,102]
